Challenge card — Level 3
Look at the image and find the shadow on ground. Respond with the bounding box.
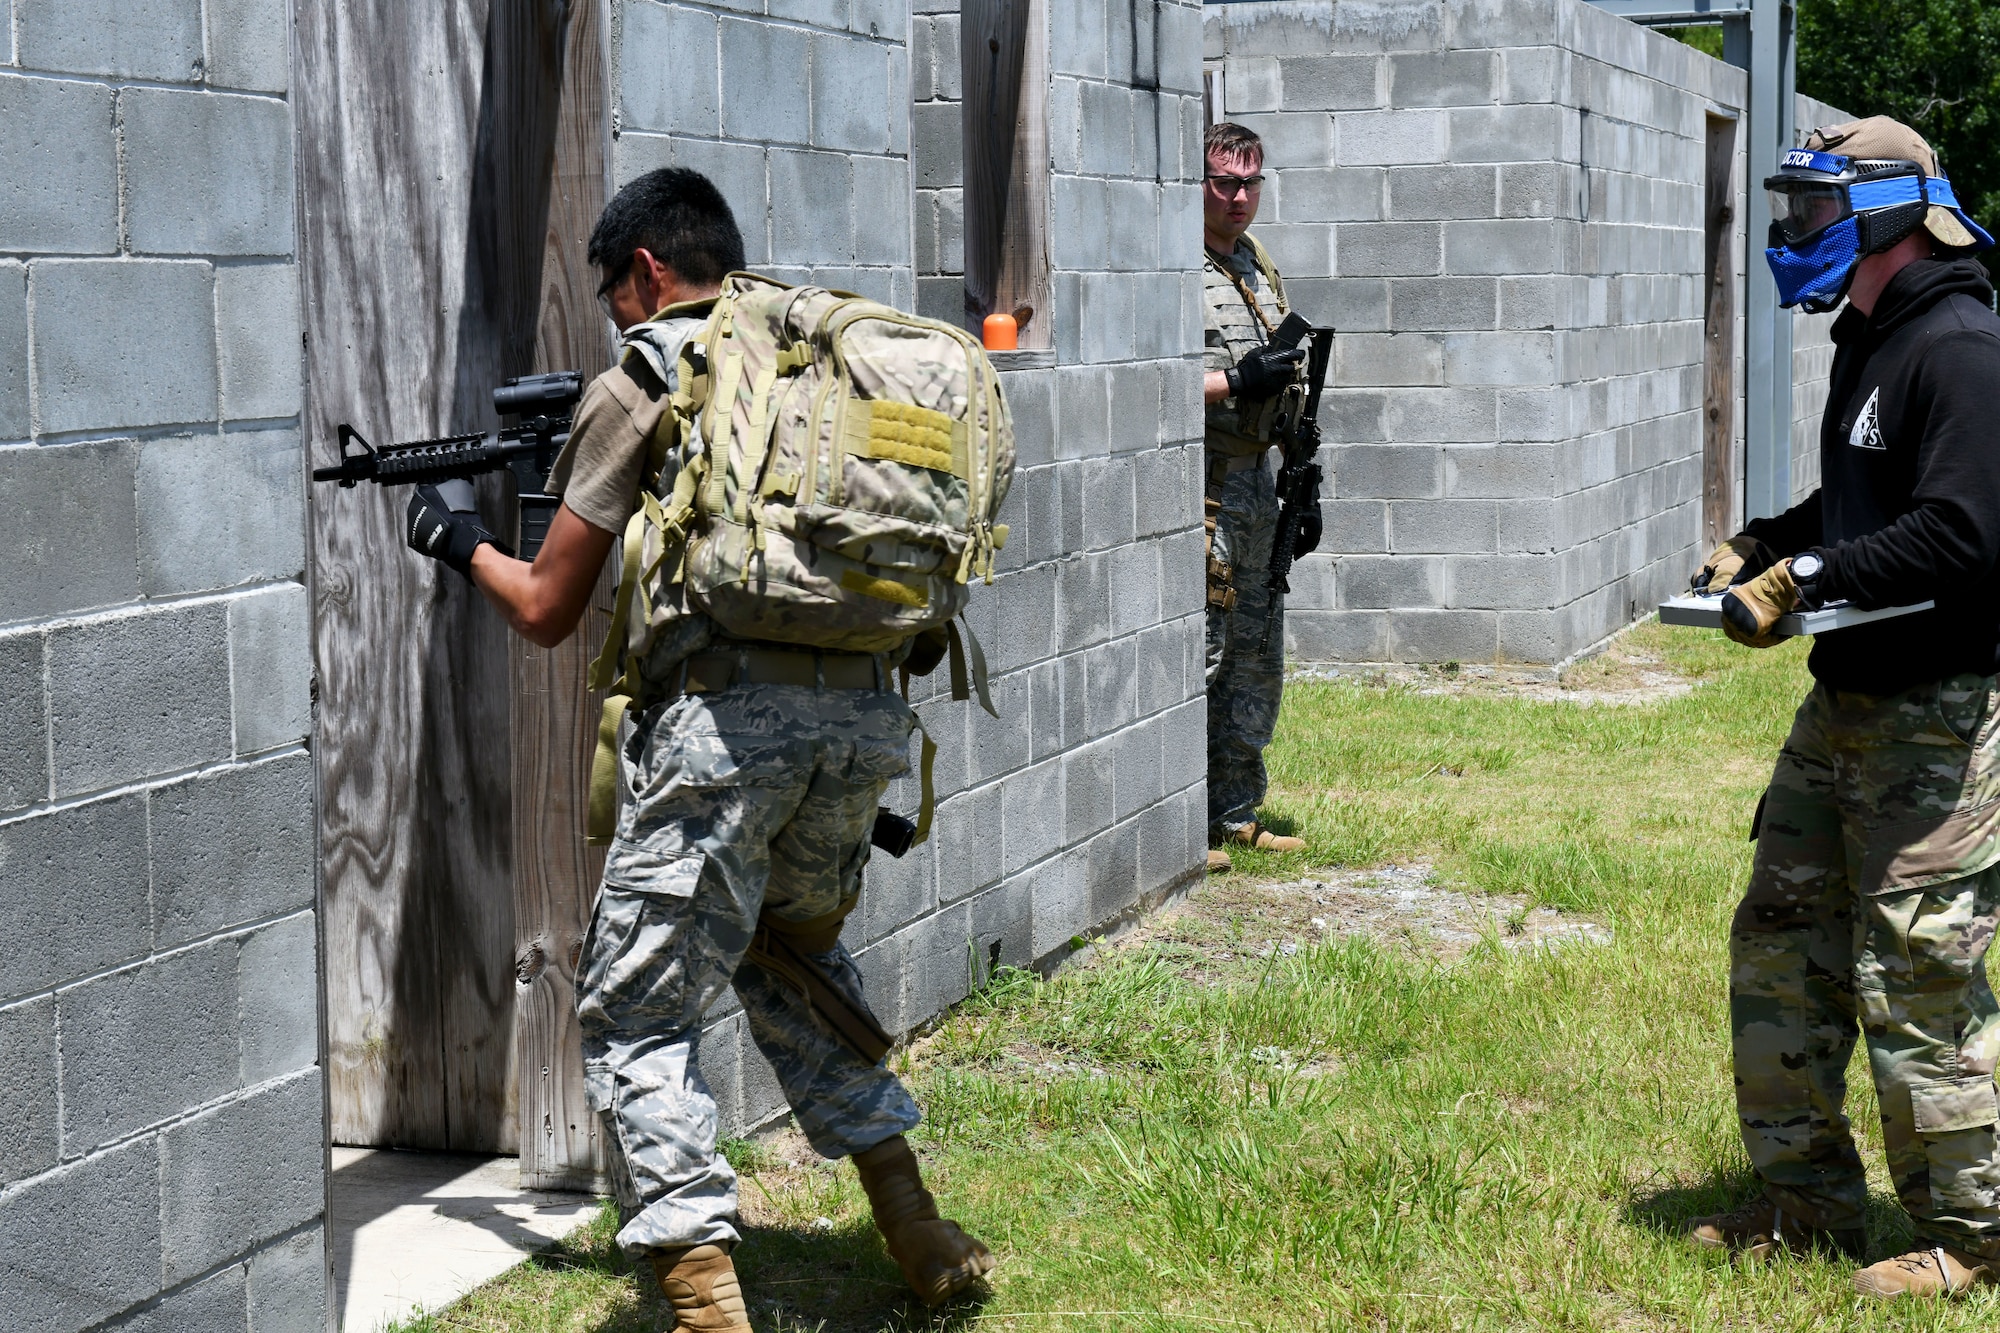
[1622,1165,1917,1266]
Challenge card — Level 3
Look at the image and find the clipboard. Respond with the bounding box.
[1659,592,1935,636]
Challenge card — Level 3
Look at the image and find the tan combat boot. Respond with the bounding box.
[1688,1195,1864,1262]
[1229,824,1304,853]
[852,1135,994,1305]
[651,1244,751,1331]
[1207,849,1233,874]
[1854,1243,1996,1298]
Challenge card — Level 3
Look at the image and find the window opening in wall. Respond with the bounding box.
[1202,65,1223,129]
[961,0,1051,349]
[1703,111,1741,548]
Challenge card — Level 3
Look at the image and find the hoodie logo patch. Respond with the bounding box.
[1849,387,1885,451]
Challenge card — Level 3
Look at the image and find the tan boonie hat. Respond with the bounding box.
[1805,116,1981,249]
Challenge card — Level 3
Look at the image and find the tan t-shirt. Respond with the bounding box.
[546,357,670,534]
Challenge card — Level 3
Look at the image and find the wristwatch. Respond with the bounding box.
[1790,551,1826,609]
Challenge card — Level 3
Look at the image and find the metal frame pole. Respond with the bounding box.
[1743,0,1795,519]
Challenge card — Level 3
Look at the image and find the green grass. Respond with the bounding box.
[394,623,2000,1331]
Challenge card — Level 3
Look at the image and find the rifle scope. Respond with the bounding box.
[493,371,582,417]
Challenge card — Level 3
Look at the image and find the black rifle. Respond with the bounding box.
[1262,315,1335,650]
[312,371,583,559]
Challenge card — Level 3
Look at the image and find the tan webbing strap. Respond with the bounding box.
[734,361,780,530]
[1241,231,1291,318]
[703,343,745,517]
[586,691,631,846]
[941,618,996,718]
[744,921,893,1065]
[911,718,938,846]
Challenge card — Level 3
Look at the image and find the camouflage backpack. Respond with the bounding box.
[586,273,1016,839]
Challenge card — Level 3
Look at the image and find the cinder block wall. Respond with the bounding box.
[1202,0,1734,664]
[0,3,324,1332]
[612,0,1208,1136]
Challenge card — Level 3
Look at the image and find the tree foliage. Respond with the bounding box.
[1796,0,2000,234]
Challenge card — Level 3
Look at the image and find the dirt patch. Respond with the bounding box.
[1290,624,1696,708]
[1096,863,1610,977]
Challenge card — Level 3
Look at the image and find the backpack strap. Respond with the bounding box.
[1240,231,1290,318]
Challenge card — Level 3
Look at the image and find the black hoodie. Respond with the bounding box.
[1743,257,2000,695]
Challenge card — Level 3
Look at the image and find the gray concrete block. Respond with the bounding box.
[161,1071,323,1283]
[1386,164,1496,220]
[1445,443,1555,499]
[1081,81,1135,178]
[721,18,811,145]
[1384,386,1496,443]
[1325,499,1388,553]
[62,941,240,1150]
[124,89,295,257]
[1498,609,1562,663]
[0,76,119,256]
[1332,444,1440,499]
[1389,275,1496,330]
[1388,608,1496,662]
[1445,0,1557,50]
[1104,179,1158,273]
[1051,0,1108,78]
[1499,162,1573,218]
[1392,498,1499,553]
[851,0,905,38]
[769,0,843,24]
[229,583,312,754]
[935,781,1003,905]
[0,631,48,813]
[1250,223,1334,279]
[1275,166,1383,223]
[768,150,852,264]
[238,913,319,1084]
[1390,50,1495,106]
[1444,219,1562,274]
[1001,757,1064,876]
[1106,361,1157,455]
[17,0,202,80]
[660,137,769,265]
[1056,366,1109,458]
[1158,1,1205,95]
[0,997,59,1186]
[1287,609,1389,663]
[0,265,25,441]
[1085,815,1139,925]
[0,793,150,1000]
[1447,103,1566,164]
[852,157,911,269]
[912,101,962,189]
[1335,222,1441,278]
[1083,635,1139,736]
[1337,332,1443,386]
[1444,331,1556,386]
[1286,276,1389,332]
[0,1138,163,1333]
[248,1225,326,1333]
[205,0,290,92]
[1500,46,1558,104]
[1051,176,1108,272]
[1233,109,1332,166]
[1001,368,1054,470]
[1319,388,1388,444]
[1445,552,1560,610]
[106,1263,247,1333]
[50,602,232,794]
[152,755,313,946]
[1223,56,1280,114]
[1277,54,1380,111]
[32,260,217,435]
[1334,108,1445,165]
[812,32,893,153]
[217,264,303,421]
[1338,555,1439,610]
[138,431,305,597]
[1113,714,1165,823]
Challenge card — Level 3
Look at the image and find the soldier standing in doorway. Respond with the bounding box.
[1202,121,1308,874]
[1686,117,2000,1299]
[401,168,994,1330]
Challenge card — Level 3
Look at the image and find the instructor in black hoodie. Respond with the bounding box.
[1686,118,2000,1299]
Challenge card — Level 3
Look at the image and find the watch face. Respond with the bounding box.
[1792,552,1824,580]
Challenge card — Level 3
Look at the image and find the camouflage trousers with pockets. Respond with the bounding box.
[1205,456,1285,842]
[577,682,923,1254]
[1733,672,2000,1258]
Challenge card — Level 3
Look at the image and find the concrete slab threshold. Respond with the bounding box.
[330,1146,602,1332]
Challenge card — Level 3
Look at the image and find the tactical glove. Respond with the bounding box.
[1224,343,1306,402]
[407,480,511,579]
[1693,533,1774,594]
[1721,559,1798,649]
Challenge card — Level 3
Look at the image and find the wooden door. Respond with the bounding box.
[300,0,605,1157]
[1702,113,1740,549]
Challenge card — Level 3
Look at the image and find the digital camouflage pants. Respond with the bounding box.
[1206,458,1285,842]
[577,682,923,1254]
[1734,673,2000,1258]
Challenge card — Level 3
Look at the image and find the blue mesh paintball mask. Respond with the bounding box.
[1765,146,1993,313]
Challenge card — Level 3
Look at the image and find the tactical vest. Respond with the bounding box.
[1203,232,1290,456]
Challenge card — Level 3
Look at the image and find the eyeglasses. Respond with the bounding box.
[1205,173,1265,196]
[596,260,634,319]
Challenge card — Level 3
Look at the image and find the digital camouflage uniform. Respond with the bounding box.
[1203,237,1289,841]
[581,680,924,1253]
[1735,673,2000,1258]
[551,318,926,1256]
